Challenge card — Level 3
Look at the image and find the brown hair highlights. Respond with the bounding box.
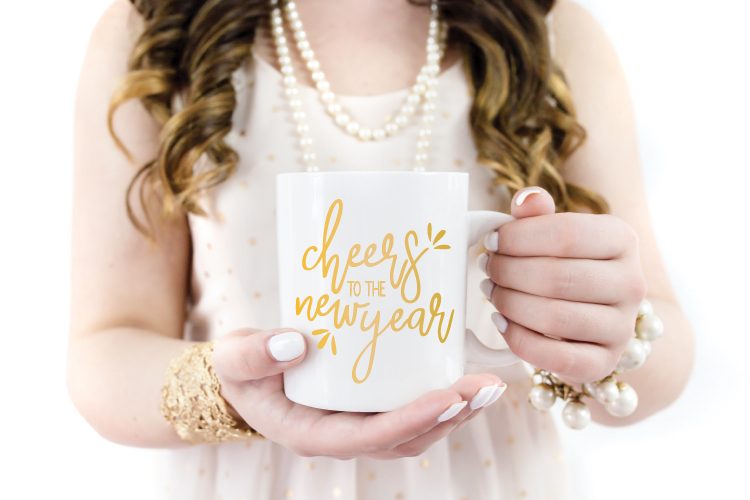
[108,0,608,243]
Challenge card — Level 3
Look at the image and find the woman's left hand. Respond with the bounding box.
[481,186,647,384]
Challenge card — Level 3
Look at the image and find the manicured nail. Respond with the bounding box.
[267,331,305,361]
[477,252,489,275]
[485,383,507,407]
[483,230,499,252]
[479,278,494,300]
[515,187,543,207]
[491,312,508,334]
[470,384,500,410]
[437,401,468,422]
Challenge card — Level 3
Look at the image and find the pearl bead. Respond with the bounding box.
[616,338,648,371]
[306,60,320,71]
[296,123,309,134]
[321,91,335,103]
[407,93,421,105]
[301,49,314,61]
[279,55,292,66]
[283,75,296,86]
[385,123,399,135]
[299,136,313,147]
[418,128,432,138]
[311,71,325,82]
[276,45,289,56]
[335,113,350,126]
[292,110,306,122]
[605,383,638,417]
[415,153,428,163]
[638,299,654,318]
[402,105,415,115]
[416,140,430,150]
[529,383,557,411]
[289,98,302,109]
[316,80,330,91]
[395,115,408,126]
[642,339,652,357]
[562,400,591,430]
[583,382,599,398]
[346,121,360,135]
[636,313,664,341]
[291,20,303,31]
[358,128,372,141]
[594,379,619,404]
[302,151,317,162]
[326,103,341,115]
[284,87,298,97]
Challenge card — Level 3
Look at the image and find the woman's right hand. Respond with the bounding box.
[212,328,506,459]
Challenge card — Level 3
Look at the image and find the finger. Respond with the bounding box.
[381,378,508,459]
[497,212,636,259]
[496,320,614,384]
[485,254,629,304]
[489,285,629,346]
[212,328,307,382]
[510,186,556,219]
[299,374,503,457]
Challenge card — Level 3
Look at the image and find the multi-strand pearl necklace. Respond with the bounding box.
[268,0,447,172]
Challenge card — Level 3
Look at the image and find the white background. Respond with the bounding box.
[1,0,747,498]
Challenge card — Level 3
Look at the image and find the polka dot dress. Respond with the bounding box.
[158,24,574,500]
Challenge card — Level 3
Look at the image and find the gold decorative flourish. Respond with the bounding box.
[427,222,451,250]
[312,328,338,356]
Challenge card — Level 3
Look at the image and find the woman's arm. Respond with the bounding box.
[68,0,194,447]
[68,0,509,452]
[549,1,695,425]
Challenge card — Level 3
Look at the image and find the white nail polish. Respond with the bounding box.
[437,401,468,422]
[491,312,508,334]
[479,278,494,301]
[483,231,499,252]
[477,252,489,275]
[515,187,543,206]
[268,331,305,361]
[470,384,499,410]
[484,383,507,407]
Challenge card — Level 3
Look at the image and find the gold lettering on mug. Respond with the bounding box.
[295,198,456,384]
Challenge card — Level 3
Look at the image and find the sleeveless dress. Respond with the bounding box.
[159,26,573,500]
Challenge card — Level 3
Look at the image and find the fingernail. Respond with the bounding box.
[477,252,489,275]
[267,331,305,361]
[479,278,494,301]
[515,187,543,207]
[470,384,499,410]
[437,401,468,423]
[491,312,508,334]
[484,383,507,407]
[482,231,499,252]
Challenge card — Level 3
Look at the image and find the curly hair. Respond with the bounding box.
[108,0,609,242]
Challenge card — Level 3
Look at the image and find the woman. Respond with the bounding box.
[68,0,694,498]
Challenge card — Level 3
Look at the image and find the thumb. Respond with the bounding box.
[212,328,307,382]
[510,186,556,219]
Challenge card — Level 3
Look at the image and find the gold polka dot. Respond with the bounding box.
[306,461,316,470]
[366,472,376,481]
[272,105,281,113]
[506,435,515,445]
[267,154,276,161]
[329,155,337,164]
[395,493,404,500]
[483,458,492,467]
[332,487,342,498]
[227,267,233,275]
[248,237,257,246]
[520,489,528,498]
[459,496,469,500]
[511,399,520,410]
[392,158,402,166]
[285,488,294,498]
[203,271,210,279]
[452,442,463,451]
[221,294,227,302]
[198,467,205,476]
[239,180,249,189]
[224,470,230,478]
[253,291,262,299]
[453,159,464,168]
[244,440,253,448]
[264,463,270,471]
[216,211,226,223]
[207,242,213,250]
[442,111,451,119]
[218,319,224,326]
[239,129,246,137]
[419,459,430,469]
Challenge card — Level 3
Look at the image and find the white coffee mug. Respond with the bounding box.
[276,171,520,412]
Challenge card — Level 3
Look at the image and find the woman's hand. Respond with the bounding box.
[212,328,505,459]
[480,187,647,384]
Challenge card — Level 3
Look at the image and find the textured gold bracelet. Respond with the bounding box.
[160,341,263,443]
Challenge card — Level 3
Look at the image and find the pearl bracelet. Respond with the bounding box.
[527,299,664,429]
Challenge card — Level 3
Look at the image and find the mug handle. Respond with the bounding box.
[464,210,521,367]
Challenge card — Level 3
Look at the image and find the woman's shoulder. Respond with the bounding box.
[547,0,614,63]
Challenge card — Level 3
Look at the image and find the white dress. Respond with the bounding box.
[159,31,573,500]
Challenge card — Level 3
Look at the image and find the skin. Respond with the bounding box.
[67,0,694,457]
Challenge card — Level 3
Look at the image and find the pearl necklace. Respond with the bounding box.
[268,0,448,172]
